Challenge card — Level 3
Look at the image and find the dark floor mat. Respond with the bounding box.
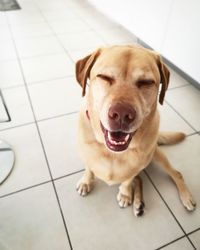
[0,0,21,11]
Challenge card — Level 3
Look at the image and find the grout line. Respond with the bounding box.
[5,13,73,250]
[167,83,190,91]
[0,111,78,132]
[186,132,199,137]
[1,74,76,93]
[0,121,35,132]
[37,111,78,123]
[18,51,71,61]
[0,58,21,63]
[53,169,84,182]
[155,235,186,250]
[187,228,200,236]
[25,75,75,86]
[0,180,52,199]
[1,75,75,91]
[165,100,198,133]
[144,170,197,250]
[0,169,84,200]
[0,83,25,91]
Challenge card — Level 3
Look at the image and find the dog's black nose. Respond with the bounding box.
[108,103,136,130]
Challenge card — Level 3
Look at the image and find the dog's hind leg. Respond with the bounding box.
[153,147,196,211]
[133,175,145,217]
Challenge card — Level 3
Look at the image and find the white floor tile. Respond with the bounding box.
[83,14,118,30]
[42,9,78,21]
[28,77,81,120]
[0,25,12,40]
[49,19,91,34]
[74,6,99,19]
[0,38,17,61]
[158,102,195,135]
[0,87,34,131]
[0,60,24,88]
[7,9,45,26]
[68,48,96,62]
[166,85,200,131]
[0,183,71,250]
[58,31,106,51]
[15,0,39,11]
[161,238,193,250]
[55,172,183,250]
[15,35,65,58]
[0,124,50,196]
[21,53,74,84]
[168,68,190,89]
[36,0,69,12]
[65,0,89,9]
[96,27,137,45]
[0,13,7,27]
[11,22,53,38]
[147,134,200,233]
[189,230,200,250]
[38,114,82,178]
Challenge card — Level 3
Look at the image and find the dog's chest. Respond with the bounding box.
[90,154,140,185]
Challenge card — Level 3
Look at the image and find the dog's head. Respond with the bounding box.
[76,45,170,152]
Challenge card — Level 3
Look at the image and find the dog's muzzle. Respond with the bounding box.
[100,102,137,152]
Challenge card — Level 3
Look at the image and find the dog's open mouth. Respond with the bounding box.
[100,123,134,152]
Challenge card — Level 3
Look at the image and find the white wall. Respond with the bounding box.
[89,0,200,84]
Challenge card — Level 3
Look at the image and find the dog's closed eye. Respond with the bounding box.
[136,79,155,88]
[97,74,114,85]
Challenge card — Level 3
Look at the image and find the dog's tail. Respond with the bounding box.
[158,132,186,145]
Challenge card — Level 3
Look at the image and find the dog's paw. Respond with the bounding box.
[180,191,196,211]
[133,200,145,217]
[117,191,132,208]
[76,179,93,197]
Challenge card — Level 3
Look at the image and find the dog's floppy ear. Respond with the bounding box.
[157,56,170,105]
[75,49,101,96]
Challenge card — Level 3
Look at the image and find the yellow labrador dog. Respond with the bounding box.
[75,45,196,216]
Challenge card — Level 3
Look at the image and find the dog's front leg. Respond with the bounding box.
[117,177,134,208]
[76,168,95,196]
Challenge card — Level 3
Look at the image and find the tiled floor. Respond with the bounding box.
[0,0,199,249]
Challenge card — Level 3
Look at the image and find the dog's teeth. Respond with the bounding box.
[108,131,130,146]
[108,131,112,141]
[125,134,130,142]
[108,132,116,145]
